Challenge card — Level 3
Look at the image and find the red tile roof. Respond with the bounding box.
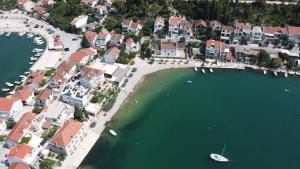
[222,25,233,31]
[168,17,181,26]
[0,97,20,112]
[34,6,46,15]
[7,144,33,159]
[37,88,52,101]
[17,0,29,4]
[98,32,109,39]
[12,86,34,102]
[56,61,74,76]
[70,52,87,63]
[155,16,164,24]
[78,48,97,56]
[84,31,97,42]
[161,42,176,49]
[287,26,300,35]
[105,47,120,59]
[8,163,30,169]
[49,120,83,148]
[42,121,51,130]
[51,73,64,83]
[6,112,36,142]
[194,19,207,27]
[30,71,44,85]
[111,34,123,41]
[130,22,139,29]
[95,4,105,9]
[126,38,134,45]
[206,39,221,49]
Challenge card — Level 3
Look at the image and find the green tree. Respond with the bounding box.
[74,107,88,122]
[257,50,270,67]
[39,158,56,169]
[270,58,283,68]
[103,17,121,32]
[81,35,90,48]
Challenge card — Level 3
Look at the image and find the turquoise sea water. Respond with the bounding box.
[0,33,44,96]
[81,68,300,169]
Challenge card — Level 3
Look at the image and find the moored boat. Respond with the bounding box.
[202,69,206,74]
[24,71,30,75]
[14,81,21,85]
[1,88,10,92]
[263,70,267,75]
[194,67,198,72]
[29,62,34,65]
[273,71,278,76]
[284,72,288,78]
[109,129,117,136]
[19,75,26,78]
[5,32,11,37]
[30,57,38,61]
[186,80,192,84]
[5,82,14,87]
[210,68,213,73]
[210,144,230,162]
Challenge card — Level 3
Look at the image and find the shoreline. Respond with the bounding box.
[62,57,295,169]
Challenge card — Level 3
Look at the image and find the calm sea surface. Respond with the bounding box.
[0,33,44,96]
[82,68,300,169]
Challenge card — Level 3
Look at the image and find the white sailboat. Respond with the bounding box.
[194,67,198,72]
[284,72,288,78]
[5,32,11,37]
[5,82,14,87]
[210,144,230,162]
[202,69,206,74]
[273,71,278,76]
[263,70,267,75]
[210,68,213,73]
[1,88,10,92]
[186,80,192,84]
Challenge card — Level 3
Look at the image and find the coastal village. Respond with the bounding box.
[0,0,299,169]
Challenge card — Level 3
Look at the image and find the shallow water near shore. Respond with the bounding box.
[81,68,300,169]
[0,33,45,96]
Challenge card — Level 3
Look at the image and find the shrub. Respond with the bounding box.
[90,121,97,128]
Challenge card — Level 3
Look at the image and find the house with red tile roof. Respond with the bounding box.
[103,47,121,64]
[95,4,108,17]
[0,97,23,119]
[69,48,97,65]
[84,31,97,47]
[0,118,6,135]
[80,0,97,7]
[125,38,139,52]
[12,85,35,105]
[168,16,181,36]
[286,25,300,43]
[5,144,34,166]
[34,5,46,16]
[122,19,133,32]
[233,22,252,44]
[110,34,124,46]
[262,26,286,39]
[5,112,36,148]
[17,0,35,12]
[8,163,30,169]
[80,66,105,88]
[129,21,142,35]
[71,15,88,29]
[154,42,177,57]
[95,32,111,47]
[154,16,164,33]
[47,120,85,155]
[48,72,65,89]
[221,25,233,44]
[55,61,76,80]
[193,19,208,32]
[36,88,53,106]
[205,39,222,58]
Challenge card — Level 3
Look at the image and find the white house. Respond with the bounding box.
[0,97,23,119]
[95,4,107,17]
[60,81,89,107]
[251,26,263,42]
[17,0,36,12]
[125,38,139,52]
[96,32,111,46]
[210,20,222,31]
[103,47,121,64]
[154,16,164,33]
[12,85,35,105]
[168,16,181,35]
[205,39,222,59]
[155,42,177,57]
[80,66,104,89]
[71,15,88,29]
[47,120,86,155]
[122,19,133,32]
[221,25,233,44]
[129,21,142,35]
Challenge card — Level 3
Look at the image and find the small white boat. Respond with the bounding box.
[202,69,206,74]
[0,32,4,35]
[284,72,288,78]
[30,57,38,61]
[19,75,26,78]
[273,71,278,76]
[194,67,198,72]
[1,88,10,92]
[5,32,11,37]
[18,32,26,36]
[109,129,117,136]
[34,52,43,57]
[24,71,30,75]
[284,89,289,92]
[14,81,21,85]
[210,144,230,162]
[186,80,192,84]
[32,48,44,52]
[36,42,44,45]
[210,68,213,73]
[263,70,267,75]
[5,82,14,87]
[9,91,15,95]
[296,72,300,76]
[27,33,34,38]
[29,62,34,65]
